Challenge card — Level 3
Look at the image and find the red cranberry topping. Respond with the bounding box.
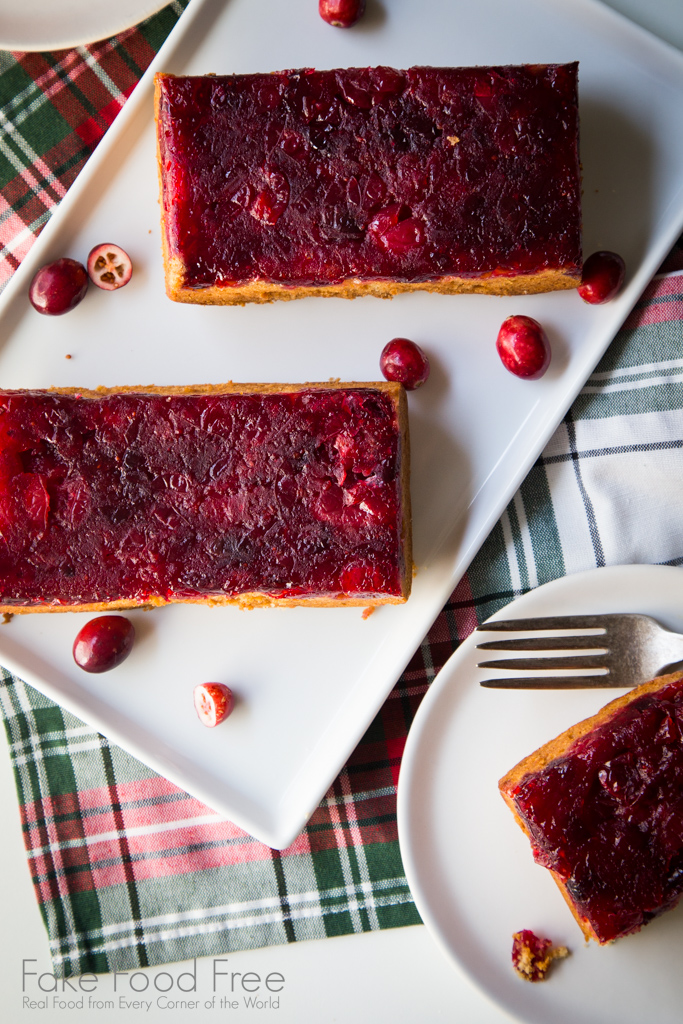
[87,244,133,291]
[194,683,234,727]
[496,315,550,380]
[511,930,568,982]
[29,258,88,316]
[380,338,430,390]
[0,389,405,605]
[73,615,135,673]
[511,678,683,943]
[578,250,625,305]
[319,0,365,28]
[157,65,581,289]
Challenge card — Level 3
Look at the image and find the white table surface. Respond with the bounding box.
[2,1,682,1022]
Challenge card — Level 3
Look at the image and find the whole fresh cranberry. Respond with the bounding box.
[380,338,430,390]
[319,0,366,28]
[73,616,135,673]
[578,251,625,304]
[193,683,235,727]
[87,243,133,291]
[496,315,551,380]
[29,258,88,315]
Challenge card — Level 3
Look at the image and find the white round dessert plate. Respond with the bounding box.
[0,0,169,51]
[398,564,683,1024]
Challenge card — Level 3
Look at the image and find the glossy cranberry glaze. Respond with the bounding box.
[157,64,581,289]
[0,388,405,606]
[511,678,683,943]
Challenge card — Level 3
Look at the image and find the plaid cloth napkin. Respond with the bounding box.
[2,0,683,979]
[0,2,187,289]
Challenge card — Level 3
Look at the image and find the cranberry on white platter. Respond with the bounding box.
[496,315,551,380]
[29,258,89,315]
[87,243,133,291]
[578,250,625,305]
[319,0,366,27]
[73,616,135,673]
[194,683,235,728]
[380,337,430,390]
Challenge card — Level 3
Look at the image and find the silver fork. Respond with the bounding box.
[476,614,683,688]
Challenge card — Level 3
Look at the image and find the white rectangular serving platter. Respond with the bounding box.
[1,0,683,849]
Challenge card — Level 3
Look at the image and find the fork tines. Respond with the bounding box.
[476,615,612,689]
[476,615,609,633]
[478,674,614,689]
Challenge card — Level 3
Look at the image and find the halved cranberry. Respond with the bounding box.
[29,258,88,315]
[87,243,133,291]
[319,0,365,28]
[578,250,625,304]
[193,683,234,727]
[380,338,430,390]
[73,615,135,673]
[496,315,551,380]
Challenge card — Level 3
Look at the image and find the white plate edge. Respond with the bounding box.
[0,1,173,53]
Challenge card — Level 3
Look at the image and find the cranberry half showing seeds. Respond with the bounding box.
[496,315,551,380]
[29,258,89,316]
[319,0,366,27]
[578,250,625,305]
[194,683,235,728]
[380,337,430,390]
[87,243,133,291]
[73,615,135,673]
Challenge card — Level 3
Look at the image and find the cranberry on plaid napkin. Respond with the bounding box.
[2,0,683,978]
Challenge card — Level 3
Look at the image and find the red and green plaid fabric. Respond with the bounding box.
[0,2,187,291]
[2,668,425,974]
[2,0,683,978]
